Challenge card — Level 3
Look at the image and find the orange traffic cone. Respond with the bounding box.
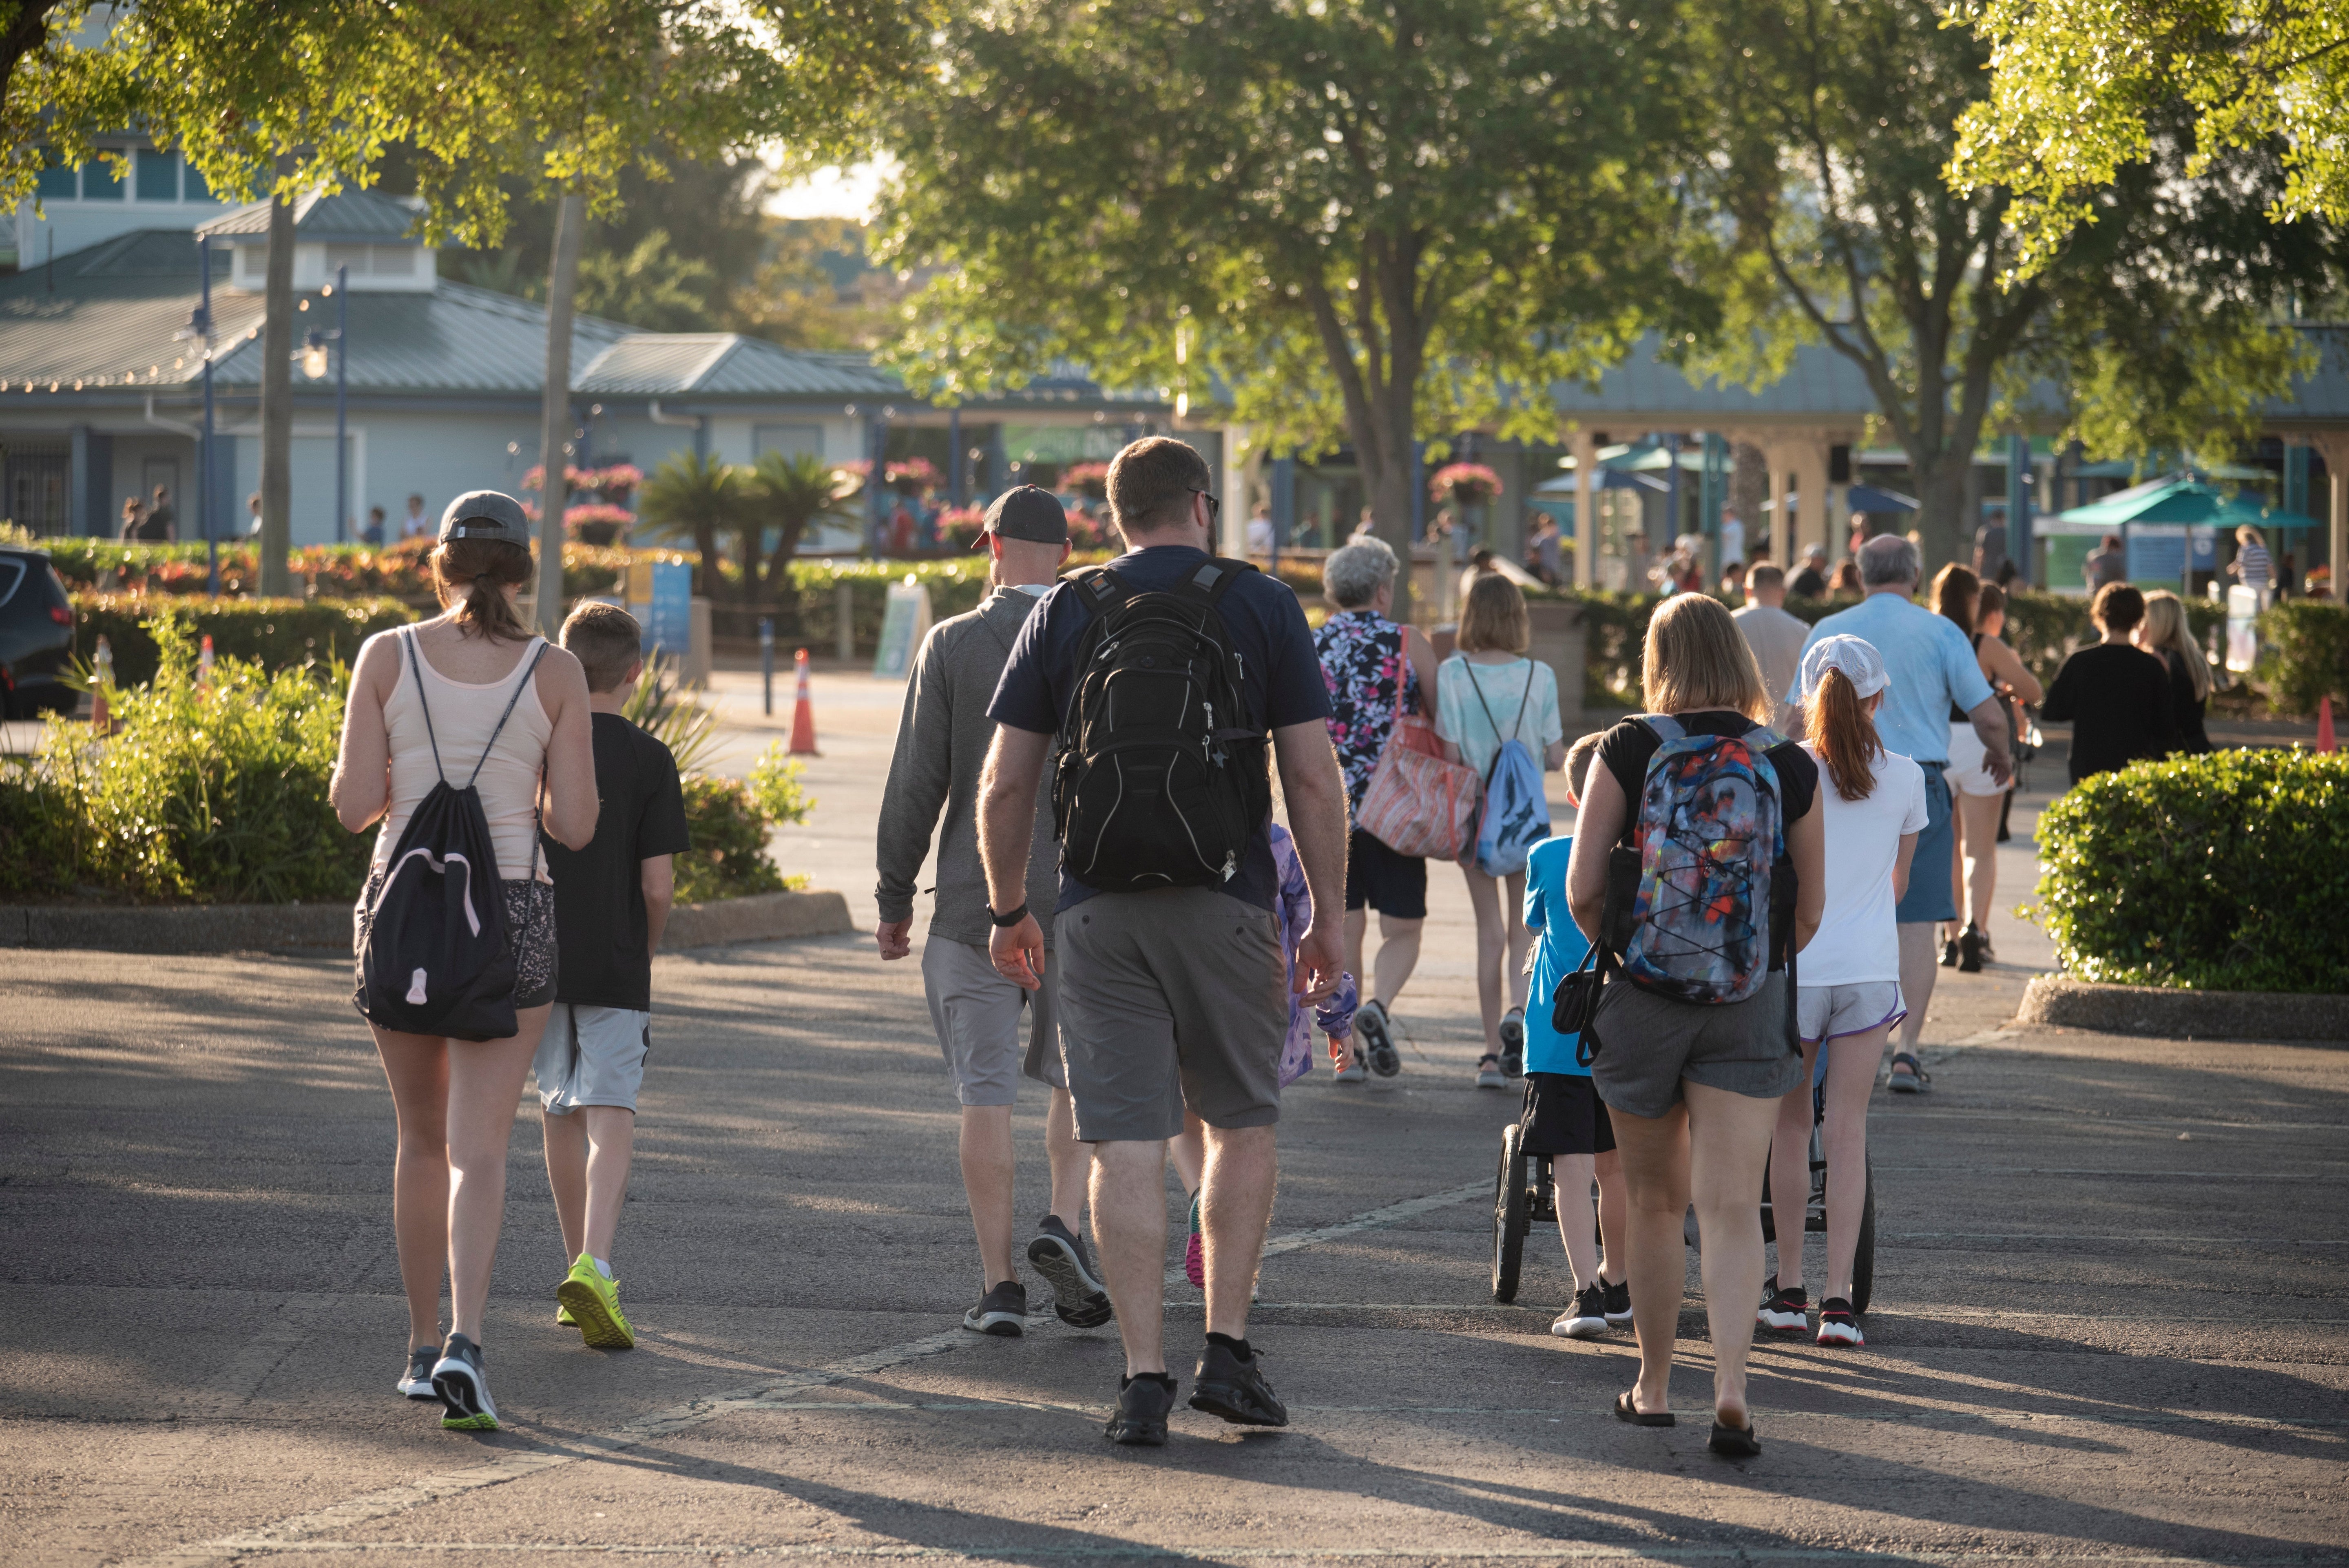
[2319,695,2336,753]
[787,646,819,756]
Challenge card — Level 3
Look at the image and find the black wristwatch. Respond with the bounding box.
[989,902,1030,928]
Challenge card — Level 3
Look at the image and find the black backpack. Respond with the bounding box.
[1051,556,1270,892]
[356,630,547,1041]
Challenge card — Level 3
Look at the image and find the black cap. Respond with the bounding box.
[979,485,1069,545]
[439,490,532,548]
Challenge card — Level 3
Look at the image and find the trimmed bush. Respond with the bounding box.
[672,741,816,902]
[8,624,370,904]
[2031,749,2349,994]
[73,595,417,686]
[2256,600,2349,717]
[41,538,629,602]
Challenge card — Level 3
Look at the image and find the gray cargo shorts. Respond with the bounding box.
[922,938,1068,1107]
[1056,886,1288,1143]
[1588,971,1804,1122]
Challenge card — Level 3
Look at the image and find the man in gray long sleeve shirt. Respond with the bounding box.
[873,487,1110,1338]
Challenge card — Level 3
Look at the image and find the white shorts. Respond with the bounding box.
[1946,721,2004,797]
[1797,982,1907,1046]
[535,1004,651,1115]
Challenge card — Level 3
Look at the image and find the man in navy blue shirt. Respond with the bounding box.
[980,437,1347,1446]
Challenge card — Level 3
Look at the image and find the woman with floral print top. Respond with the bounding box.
[1313,539,1440,1085]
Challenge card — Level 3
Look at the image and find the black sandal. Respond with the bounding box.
[1708,1415,1762,1457]
[1887,1052,1932,1094]
[1614,1390,1674,1427]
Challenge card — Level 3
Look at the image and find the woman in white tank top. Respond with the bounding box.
[330,492,597,1430]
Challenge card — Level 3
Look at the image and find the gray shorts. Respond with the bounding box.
[534,1003,651,1114]
[1057,887,1287,1142]
[922,938,1067,1106]
[1589,972,1804,1121]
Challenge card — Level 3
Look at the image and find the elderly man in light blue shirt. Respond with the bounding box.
[1789,534,2010,1094]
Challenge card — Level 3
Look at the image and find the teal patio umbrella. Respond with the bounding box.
[2051,478,2320,591]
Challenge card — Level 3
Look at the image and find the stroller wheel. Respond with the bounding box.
[1491,1123,1530,1304]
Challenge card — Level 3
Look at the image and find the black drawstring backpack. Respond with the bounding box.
[356,630,547,1041]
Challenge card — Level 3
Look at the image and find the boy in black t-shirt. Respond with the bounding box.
[533,602,693,1351]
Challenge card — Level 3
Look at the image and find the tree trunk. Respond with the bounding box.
[533,192,587,639]
[736,524,764,613]
[692,522,720,600]
[257,174,295,597]
[1911,453,1971,579]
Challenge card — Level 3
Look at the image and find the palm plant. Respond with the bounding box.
[636,452,745,600]
[745,450,862,625]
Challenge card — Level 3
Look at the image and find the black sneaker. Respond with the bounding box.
[962,1279,1027,1337]
[1550,1283,1608,1339]
[1499,1007,1526,1079]
[1939,935,1959,967]
[1105,1372,1176,1445]
[1816,1297,1865,1347]
[1356,999,1402,1078]
[1189,1338,1287,1427]
[1958,922,1986,973]
[430,1333,498,1431]
[1756,1285,1809,1334]
[1602,1277,1632,1325]
[396,1345,438,1401]
[1028,1216,1114,1328]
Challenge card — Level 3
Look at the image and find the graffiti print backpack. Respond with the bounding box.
[1052,557,1271,892]
[1620,715,1789,1005]
[356,630,546,1041]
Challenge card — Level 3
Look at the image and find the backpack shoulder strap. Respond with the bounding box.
[467,637,550,789]
[1639,713,1685,745]
[1068,564,1136,620]
[404,628,449,785]
[1508,657,1536,740]
[1177,555,1259,607]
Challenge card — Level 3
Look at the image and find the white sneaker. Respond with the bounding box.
[1333,1059,1366,1084]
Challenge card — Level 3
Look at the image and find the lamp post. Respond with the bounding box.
[175,236,220,596]
[303,264,349,542]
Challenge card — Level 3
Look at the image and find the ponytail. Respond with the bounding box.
[1803,666,1880,802]
[430,538,534,642]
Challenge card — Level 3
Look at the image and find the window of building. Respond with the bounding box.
[184,161,213,202]
[36,148,75,200]
[372,245,415,275]
[136,148,179,201]
[84,155,125,200]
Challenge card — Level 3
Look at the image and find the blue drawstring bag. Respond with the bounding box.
[1464,662,1551,878]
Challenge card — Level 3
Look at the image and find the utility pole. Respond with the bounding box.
[533,192,587,638]
[258,177,295,597]
[333,264,349,544]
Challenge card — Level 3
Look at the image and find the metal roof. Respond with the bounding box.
[196,188,425,243]
[1548,337,1881,422]
[573,333,900,398]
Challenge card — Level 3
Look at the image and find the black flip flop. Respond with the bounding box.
[1887,1052,1932,1094]
[1614,1391,1674,1427]
[1708,1416,1762,1457]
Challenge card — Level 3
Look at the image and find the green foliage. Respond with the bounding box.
[743,451,862,619]
[2255,600,2349,717]
[571,228,723,333]
[1949,0,2349,274]
[40,538,628,602]
[637,452,746,600]
[0,757,77,899]
[674,774,784,902]
[747,742,814,829]
[13,624,371,904]
[72,595,416,687]
[618,651,721,778]
[781,558,992,655]
[2031,749,2349,994]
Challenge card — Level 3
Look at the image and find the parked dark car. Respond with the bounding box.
[0,545,77,719]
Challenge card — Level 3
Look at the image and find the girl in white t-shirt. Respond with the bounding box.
[1760,635,1926,1349]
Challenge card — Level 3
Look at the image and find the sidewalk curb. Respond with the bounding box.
[0,889,852,955]
[2019,974,2349,1043]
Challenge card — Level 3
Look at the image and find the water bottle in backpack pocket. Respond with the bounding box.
[1462,660,1551,877]
[355,631,546,1041]
[1620,716,1785,1005]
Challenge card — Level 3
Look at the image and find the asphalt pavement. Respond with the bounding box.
[3,666,2345,1565]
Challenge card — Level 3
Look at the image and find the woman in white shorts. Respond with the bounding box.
[1934,568,2042,971]
[1760,635,1924,1349]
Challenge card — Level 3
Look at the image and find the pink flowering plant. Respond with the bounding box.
[1430,462,1503,504]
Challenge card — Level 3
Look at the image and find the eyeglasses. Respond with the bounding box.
[1189,487,1221,523]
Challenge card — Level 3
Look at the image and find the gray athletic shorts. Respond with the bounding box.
[534,1003,651,1115]
[1588,972,1804,1122]
[1057,887,1288,1142]
[922,937,1068,1106]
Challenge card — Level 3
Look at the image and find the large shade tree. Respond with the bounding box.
[870,0,1708,617]
[1680,0,2342,569]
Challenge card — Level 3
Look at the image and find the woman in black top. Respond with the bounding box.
[2133,590,2213,754]
[2040,583,2177,784]
[1567,593,1825,1456]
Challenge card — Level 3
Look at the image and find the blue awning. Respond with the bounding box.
[1844,483,1919,513]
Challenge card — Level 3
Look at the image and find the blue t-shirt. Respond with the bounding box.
[1788,593,1993,766]
[987,544,1334,912]
[1521,834,1591,1076]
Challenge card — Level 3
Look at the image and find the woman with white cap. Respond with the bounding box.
[1757,635,1926,1350]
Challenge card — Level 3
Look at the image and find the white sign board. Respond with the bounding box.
[873,579,933,681]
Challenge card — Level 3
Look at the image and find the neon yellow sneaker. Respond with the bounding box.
[555,1256,635,1350]
[555,1302,577,1329]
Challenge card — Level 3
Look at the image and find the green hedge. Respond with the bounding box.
[2,625,369,903]
[2031,749,2349,993]
[2256,600,2349,717]
[72,595,417,686]
[672,742,816,902]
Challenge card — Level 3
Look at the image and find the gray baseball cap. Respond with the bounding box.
[438,490,533,547]
[980,485,1070,545]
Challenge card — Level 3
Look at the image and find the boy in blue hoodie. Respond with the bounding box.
[1520,734,1630,1338]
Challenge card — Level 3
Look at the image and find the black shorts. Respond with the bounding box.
[1345,827,1428,919]
[1520,1072,1615,1157]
